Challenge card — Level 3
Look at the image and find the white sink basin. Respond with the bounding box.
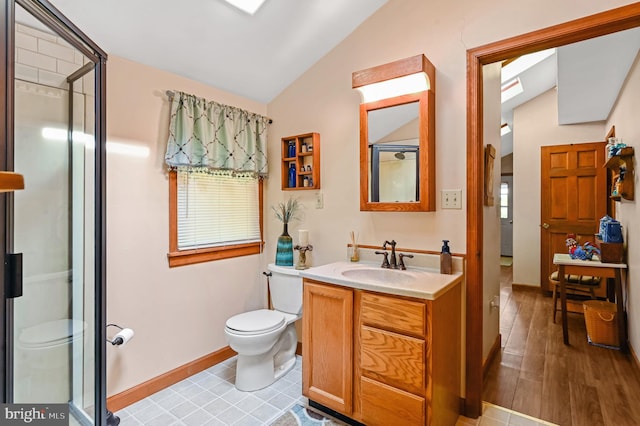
[341,267,415,285]
[301,261,462,300]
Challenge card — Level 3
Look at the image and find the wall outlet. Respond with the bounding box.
[441,189,462,209]
[315,192,324,209]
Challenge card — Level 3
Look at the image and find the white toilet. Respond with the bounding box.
[224,264,302,392]
[16,318,87,402]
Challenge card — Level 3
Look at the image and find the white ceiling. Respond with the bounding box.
[501,27,640,157]
[18,1,640,156]
[45,0,388,103]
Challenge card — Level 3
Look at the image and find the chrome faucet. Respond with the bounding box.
[383,240,397,269]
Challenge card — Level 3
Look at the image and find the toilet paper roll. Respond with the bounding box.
[113,328,134,346]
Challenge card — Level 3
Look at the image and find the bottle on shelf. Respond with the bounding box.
[301,141,307,153]
[288,163,297,188]
[288,141,295,158]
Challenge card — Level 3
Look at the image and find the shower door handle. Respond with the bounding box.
[4,253,23,298]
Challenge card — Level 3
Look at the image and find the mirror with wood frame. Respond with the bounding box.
[353,54,435,211]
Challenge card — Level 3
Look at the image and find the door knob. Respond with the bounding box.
[542,223,550,229]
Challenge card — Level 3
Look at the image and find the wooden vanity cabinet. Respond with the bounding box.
[302,278,461,426]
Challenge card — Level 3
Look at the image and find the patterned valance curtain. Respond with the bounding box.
[165,91,269,177]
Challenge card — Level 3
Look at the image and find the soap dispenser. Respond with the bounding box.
[440,240,452,275]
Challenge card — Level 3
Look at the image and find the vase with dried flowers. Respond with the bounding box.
[272,197,301,266]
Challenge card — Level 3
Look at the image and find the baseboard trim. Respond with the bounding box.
[511,283,541,293]
[483,333,501,378]
[107,346,236,412]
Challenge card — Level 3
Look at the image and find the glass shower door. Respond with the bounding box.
[10,3,98,423]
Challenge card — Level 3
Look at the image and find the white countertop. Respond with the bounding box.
[553,253,627,269]
[299,261,463,300]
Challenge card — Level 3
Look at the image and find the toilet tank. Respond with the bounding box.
[267,264,302,315]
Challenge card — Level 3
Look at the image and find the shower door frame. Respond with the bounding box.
[0,0,107,423]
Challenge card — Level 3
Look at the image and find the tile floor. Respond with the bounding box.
[115,355,555,426]
[456,403,558,426]
[115,355,305,425]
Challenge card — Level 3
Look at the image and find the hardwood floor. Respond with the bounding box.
[483,265,640,426]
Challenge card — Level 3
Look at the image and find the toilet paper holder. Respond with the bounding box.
[107,323,135,346]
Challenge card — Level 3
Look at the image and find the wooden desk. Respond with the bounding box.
[553,253,627,351]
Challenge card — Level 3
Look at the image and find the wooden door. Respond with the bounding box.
[540,142,607,292]
[302,280,353,414]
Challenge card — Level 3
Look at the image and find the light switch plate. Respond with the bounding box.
[441,189,462,209]
[315,192,324,209]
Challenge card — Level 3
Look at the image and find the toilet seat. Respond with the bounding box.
[225,309,285,336]
[19,319,86,349]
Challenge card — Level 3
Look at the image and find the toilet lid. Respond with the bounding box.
[226,309,285,334]
[19,319,86,348]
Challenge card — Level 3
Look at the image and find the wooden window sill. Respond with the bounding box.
[167,241,264,267]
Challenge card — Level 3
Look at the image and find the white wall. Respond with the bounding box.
[605,51,640,356]
[512,89,605,286]
[265,0,632,362]
[106,56,270,396]
[483,63,502,360]
[102,0,638,397]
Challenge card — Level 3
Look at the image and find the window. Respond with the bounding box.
[168,170,263,267]
[500,182,509,219]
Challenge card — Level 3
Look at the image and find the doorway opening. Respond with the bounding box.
[465,3,640,418]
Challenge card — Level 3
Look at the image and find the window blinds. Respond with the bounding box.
[177,172,260,250]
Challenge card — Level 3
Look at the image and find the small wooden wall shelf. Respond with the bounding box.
[604,146,634,201]
[281,133,320,190]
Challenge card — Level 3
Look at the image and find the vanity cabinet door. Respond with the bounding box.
[302,279,354,415]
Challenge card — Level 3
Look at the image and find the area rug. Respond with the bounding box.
[270,404,347,425]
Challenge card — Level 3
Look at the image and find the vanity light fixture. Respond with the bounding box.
[223,0,267,15]
[0,171,24,192]
[352,54,435,103]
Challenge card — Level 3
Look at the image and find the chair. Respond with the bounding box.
[549,271,601,323]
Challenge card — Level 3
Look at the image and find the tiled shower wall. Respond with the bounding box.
[15,22,92,93]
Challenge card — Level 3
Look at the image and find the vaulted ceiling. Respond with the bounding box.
[501,27,640,157]
[46,0,388,103]
[18,1,640,156]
